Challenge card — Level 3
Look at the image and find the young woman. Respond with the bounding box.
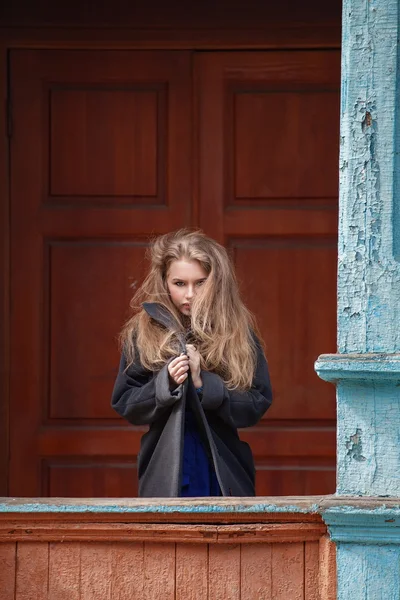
[111,229,272,497]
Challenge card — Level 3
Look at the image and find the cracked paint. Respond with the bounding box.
[345,428,366,462]
[338,0,400,354]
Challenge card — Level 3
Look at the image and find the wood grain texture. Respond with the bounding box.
[143,542,175,600]
[46,460,138,498]
[209,544,240,600]
[50,88,160,200]
[111,542,144,599]
[198,50,339,496]
[0,543,16,599]
[80,543,112,599]
[9,49,191,497]
[176,543,208,600]
[305,541,320,600]
[241,543,272,599]
[319,534,337,600]
[48,541,145,599]
[8,45,339,499]
[0,521,326,543]
[271,543,304,599]
[15,542,49,599]
[49,542,80,600]
[0,523,336,600]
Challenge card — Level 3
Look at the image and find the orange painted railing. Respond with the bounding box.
[0,497,336,599]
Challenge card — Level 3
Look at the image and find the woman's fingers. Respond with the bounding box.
[169,354,188,368]
[174,364,189,377]
[186,344,198,356]
[168,354,189,384]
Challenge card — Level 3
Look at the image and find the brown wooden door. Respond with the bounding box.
[9,48,339,497]
[9,49,192,496]
[197,51,339,495]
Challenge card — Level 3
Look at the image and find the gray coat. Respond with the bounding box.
[111,303,272,497]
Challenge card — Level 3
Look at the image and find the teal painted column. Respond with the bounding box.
[315,0,400,499]
[323,503,400,599]
[315,0,400,597]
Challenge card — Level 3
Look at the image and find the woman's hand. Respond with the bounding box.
[186,344,202,389]
[168,353,189,388]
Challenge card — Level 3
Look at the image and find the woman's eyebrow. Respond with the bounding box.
[171,277,206,282]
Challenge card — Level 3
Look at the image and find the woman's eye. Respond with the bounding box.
[175,281,185,287]
[196,280,206,286]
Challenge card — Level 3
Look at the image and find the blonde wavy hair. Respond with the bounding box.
[120,229,259,390]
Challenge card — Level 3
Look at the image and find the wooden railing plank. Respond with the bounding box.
[209,544,241,600]
[241,543,272,599]
[305,541,320,600]
[0,501,337,600]
[143,543,175,600]
[0,521,326,543]
[111,542,144,600]
[0,543,16,600]
[49,542,80,600]
[176,543,208,600]
[80,543,113,599]
[272,542,304,599]
[15,542,48,599]
[319,534,337,600]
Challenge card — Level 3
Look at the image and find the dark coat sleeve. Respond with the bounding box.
[111,352,183,426]
[200,337,272,428]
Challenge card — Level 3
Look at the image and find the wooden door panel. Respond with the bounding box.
[50,87,163,200]
[10,49,338,497]
[10,49,192,496]
[232,89,339,202]
[45,461,138,497]
[256,467,335,496]
[198,51,340,495]
[48,242,148,420]
[233,237,337,420]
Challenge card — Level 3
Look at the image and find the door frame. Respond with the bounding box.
[0,23,341,495]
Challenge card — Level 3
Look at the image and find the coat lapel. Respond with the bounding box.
[142,302,186,352]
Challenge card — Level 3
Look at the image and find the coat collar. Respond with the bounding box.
[142,302,186,352]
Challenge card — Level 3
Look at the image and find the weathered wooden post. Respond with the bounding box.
[315,0,400,596]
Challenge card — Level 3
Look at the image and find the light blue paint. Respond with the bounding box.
[325,506,400,598]
[315,0,400,596]
[336,544,400,599]
[323,506,400,544]
[316,353,400,382]
[334,380,400,496]
[316,354,400,495]
[394,4,400,261]
[338,0,400,354]
[0,499,320,514]
[315,0,400,492]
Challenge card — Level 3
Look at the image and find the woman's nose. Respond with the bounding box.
[186,285,195,299]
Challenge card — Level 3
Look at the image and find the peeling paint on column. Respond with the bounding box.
[345,428,366,462]
[338,0,400,354]
[316,0,400,596]
[323,506,400,598]
[337,544,400,598]
[336,380,400,496]
[316,358,400,496]
[394,5,400,262]
[331,0,400,492]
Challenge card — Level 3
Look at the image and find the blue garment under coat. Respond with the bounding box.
[181,401,221,497]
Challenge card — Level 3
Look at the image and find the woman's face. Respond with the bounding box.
[166,259,208,316]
